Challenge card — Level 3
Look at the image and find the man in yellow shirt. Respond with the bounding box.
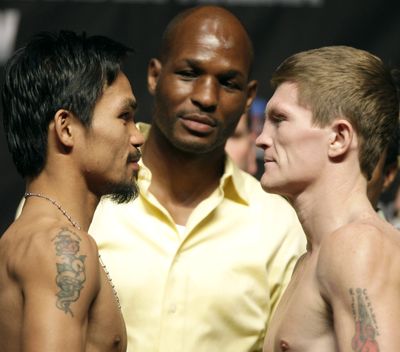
[90,6,306,352]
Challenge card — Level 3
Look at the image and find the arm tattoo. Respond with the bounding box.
[52,228,86,316]
[349,288,380,352]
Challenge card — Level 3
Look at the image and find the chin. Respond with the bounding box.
[260,175,285,195]
[102,180,139,204]
[260,183,279,194]
[173,137,219,155]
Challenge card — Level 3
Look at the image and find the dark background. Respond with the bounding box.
[1,0,400,233]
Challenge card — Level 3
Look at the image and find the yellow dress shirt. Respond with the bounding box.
[90,123,306,352]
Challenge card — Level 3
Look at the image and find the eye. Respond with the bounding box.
[176,69,198,80]
[270,114,286,124]
[219,77,243,90]
[119,111,134,123]
[220,78,241,91]
[218,71,244,92]
[120,112,130,120]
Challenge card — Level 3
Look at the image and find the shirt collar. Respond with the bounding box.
[219,156,250,205]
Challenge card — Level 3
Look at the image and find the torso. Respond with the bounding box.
[264,252,337,352]
[85,267,127,352]
[264,215,400,352]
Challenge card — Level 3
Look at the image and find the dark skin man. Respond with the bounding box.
[90,7,306,351]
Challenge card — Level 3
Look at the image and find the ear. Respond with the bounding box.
[147,58,162,96]
[244,80,258,112]
[53,109,76,148]
[327,119,354,158]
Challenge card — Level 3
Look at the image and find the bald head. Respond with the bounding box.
[160,6,254,73]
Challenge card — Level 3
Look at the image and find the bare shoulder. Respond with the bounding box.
[5,219,101,314]
[317,219,400,296]
[314,219,400,351]
[8,220,98,275]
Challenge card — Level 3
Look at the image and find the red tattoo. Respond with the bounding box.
[350,288,379,352]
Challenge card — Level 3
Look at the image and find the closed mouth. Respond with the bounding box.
[127,151,141,164]
[180,113,217,127]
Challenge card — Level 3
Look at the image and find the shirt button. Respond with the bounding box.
[168,304,177,314]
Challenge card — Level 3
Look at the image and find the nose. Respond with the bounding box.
[191,76,218,112]
[130,123,145,149]
[255,120,273,150]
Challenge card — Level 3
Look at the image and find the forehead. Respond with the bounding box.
[267,82,310,116]
[93,72,136,113]
[267,82,299,109]
[166,17,251,73]
[192,19,236,50]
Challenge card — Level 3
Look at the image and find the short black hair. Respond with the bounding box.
[2,30,133,178]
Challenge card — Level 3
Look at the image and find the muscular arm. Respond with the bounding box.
[318,224,400,351]
[16,226,100,351]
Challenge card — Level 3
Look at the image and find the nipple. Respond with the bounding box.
[280,340,290,351]
[113,335,121,347]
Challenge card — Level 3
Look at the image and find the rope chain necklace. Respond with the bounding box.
[24,192,121,310]
[24,192,81,229]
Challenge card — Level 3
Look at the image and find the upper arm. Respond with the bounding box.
[318,225,400,351]
[16,227,100,351]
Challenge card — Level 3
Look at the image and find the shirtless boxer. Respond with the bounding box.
[256,46,400,351]
[0,31,144,351]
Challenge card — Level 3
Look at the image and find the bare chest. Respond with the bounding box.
[264,258,336,352]
[86,271,127,352]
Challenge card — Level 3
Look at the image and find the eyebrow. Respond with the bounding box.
[219,70,244,80]
[267,103,291,115]
[121,98,138,112]
[184,59,245,79]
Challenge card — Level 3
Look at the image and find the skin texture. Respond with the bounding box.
[0,72,144,351]
[143,6,257,225]
[256,82,400,352]
[256,83,329,198]
[75,73,142,202]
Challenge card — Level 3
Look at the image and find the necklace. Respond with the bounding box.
[24,191,121,310]
[24,192,81,230]
[98,254,121,310]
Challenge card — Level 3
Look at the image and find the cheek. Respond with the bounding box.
[221,106,245,134]
[236,139,251,156]
[294,134,327,168]
[276,130,322,162]
[226,140,244,157]
[157,77,190,106]
[223,95,246,116]
[95,130,128,157]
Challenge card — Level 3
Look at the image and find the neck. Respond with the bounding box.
[288,169,374,251]
[25,169,100,232]
[144,125,225,198]
[141,124,226,224]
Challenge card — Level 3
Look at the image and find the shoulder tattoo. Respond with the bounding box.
[52,228,87,316]
[349,288,380,352]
